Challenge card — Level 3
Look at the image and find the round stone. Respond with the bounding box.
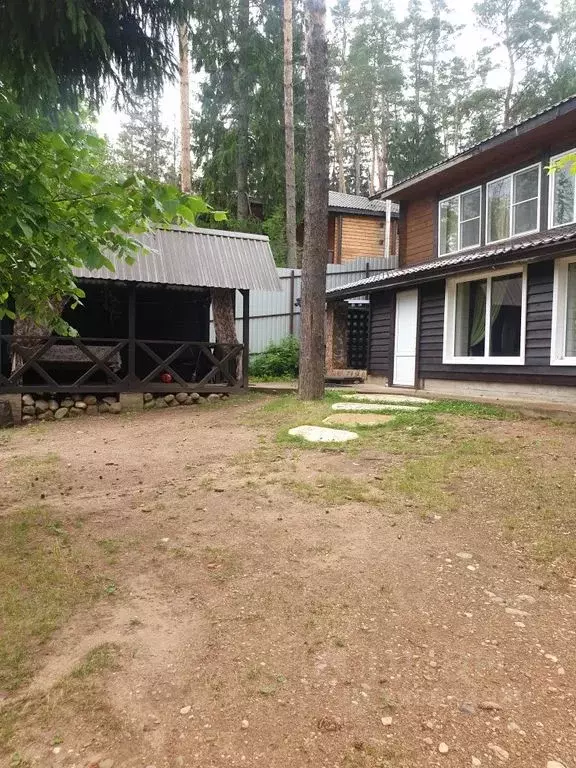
[288,425,359,443]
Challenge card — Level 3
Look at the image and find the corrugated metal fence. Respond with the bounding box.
[210,257,394,354]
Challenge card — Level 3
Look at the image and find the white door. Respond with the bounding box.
[393,289,418,387]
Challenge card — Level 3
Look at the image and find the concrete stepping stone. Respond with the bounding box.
[288,425,359,442]
[342,393,432,404]
[323,413,393,427]
[332,402,421,413]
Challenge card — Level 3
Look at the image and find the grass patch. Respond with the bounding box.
[423,398,519,420]
[70,643,120,679]
[0,507,102,691]
[286,475,380,506]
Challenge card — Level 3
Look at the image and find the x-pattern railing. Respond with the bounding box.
[0,335,244,393]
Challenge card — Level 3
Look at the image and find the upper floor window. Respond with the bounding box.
[549,150,576,227]
[486,164,540,243]
[438,187,481,256]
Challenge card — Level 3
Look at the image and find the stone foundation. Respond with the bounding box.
[5,391,228,426]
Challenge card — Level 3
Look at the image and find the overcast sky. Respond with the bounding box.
[96,0,561,143]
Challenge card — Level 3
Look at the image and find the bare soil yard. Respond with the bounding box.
[1,393,576,768]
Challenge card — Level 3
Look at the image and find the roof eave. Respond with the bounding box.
[374,96,576,201]
[327,238,576,300]
[329,206,392,217]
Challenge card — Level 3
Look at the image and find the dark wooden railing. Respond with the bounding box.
[0,335,245,394]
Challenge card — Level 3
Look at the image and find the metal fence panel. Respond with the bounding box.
[210,257,394,354]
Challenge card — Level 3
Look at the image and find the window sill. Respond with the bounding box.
[442,356,525,366]
[438,243,480,259]
[550,357,576,366]
[485,227,539,247]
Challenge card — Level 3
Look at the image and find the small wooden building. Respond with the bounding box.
[0,227,280,397]
[327,191,399,264]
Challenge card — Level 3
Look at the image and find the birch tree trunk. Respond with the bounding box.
[283,0,298,268]
[179,22,191,193]
[298,0,329,401]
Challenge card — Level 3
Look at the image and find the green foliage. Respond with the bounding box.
[0,95,223,331]
[262,207,289,267]
[0,0,192,109]
[115,92,177,184]
[250,337,300,380]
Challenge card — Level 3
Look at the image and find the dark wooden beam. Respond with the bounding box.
[241,289,250,388]
[128,284,137,384]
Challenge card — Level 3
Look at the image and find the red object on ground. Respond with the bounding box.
[160,373,173,383]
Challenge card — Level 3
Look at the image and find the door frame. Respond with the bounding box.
[392,288,419,387]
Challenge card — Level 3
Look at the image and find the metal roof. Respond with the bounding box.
[374,93,576,200]
[329,190,399,216]
[327,224,576,299]
[73,226,282,292]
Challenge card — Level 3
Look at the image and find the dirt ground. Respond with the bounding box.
[1,394,576,768]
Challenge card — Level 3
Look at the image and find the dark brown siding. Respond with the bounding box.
[418,261,576,384]
[369,291,394,376]
[400,197,435,267]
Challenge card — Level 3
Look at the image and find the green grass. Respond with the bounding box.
[0,507,103,691]
[70,643,120,679]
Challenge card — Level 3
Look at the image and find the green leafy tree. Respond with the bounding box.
[0,96,222,331]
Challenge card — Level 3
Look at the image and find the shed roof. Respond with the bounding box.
[374,93,576,201]
[73,226,282,292]
[328,191,399,216]
[326,223,576,299]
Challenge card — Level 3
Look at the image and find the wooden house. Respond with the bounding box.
[326,96,576,404]
[327,191,399,264]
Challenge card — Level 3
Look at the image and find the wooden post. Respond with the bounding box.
[241,289,250,389]
[128,285,136,384]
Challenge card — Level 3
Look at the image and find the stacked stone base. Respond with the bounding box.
[14,391,228,425]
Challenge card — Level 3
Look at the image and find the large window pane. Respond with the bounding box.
[455,279,486,357]
[461,188,481,220]
[552,164,575,226]
[513,198,538,235]
[566,263,576,357]
[513,166,539,203]
[489,273,522,357]
[439,196,459,255]
[487,177,511,242]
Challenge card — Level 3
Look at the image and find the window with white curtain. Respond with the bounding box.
[486,164,540,243]
[551,256,576,365]
[438,187,481,256]
[443,267,527,365]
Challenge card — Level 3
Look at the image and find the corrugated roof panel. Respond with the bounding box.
[327,224,576,298]
[328,191,399,214]
[73,226,282,292]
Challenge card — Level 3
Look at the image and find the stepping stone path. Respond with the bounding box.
[288,425,358,443]
[332,402,422,413]
[342,393,432,404]
[323,413,393,427]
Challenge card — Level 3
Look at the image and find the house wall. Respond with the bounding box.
[368,259,576,386]
[368,291,394,378]
[396,126,576,270]
[398,198,435,267]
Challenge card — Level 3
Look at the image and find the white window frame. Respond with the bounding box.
[551,254,576,366]
[443,265,528,365]
[548,149,576,229]
[437,185,482,257]
[486,163,541,245]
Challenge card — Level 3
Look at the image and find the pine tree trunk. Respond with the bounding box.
[298,0,329,401]
[236,0,251,220]
[354,133,361,194]
[179,22,191,193]
[283,0,298,268]
[211,288,240,379]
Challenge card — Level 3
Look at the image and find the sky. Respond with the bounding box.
[96,0,561,143]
